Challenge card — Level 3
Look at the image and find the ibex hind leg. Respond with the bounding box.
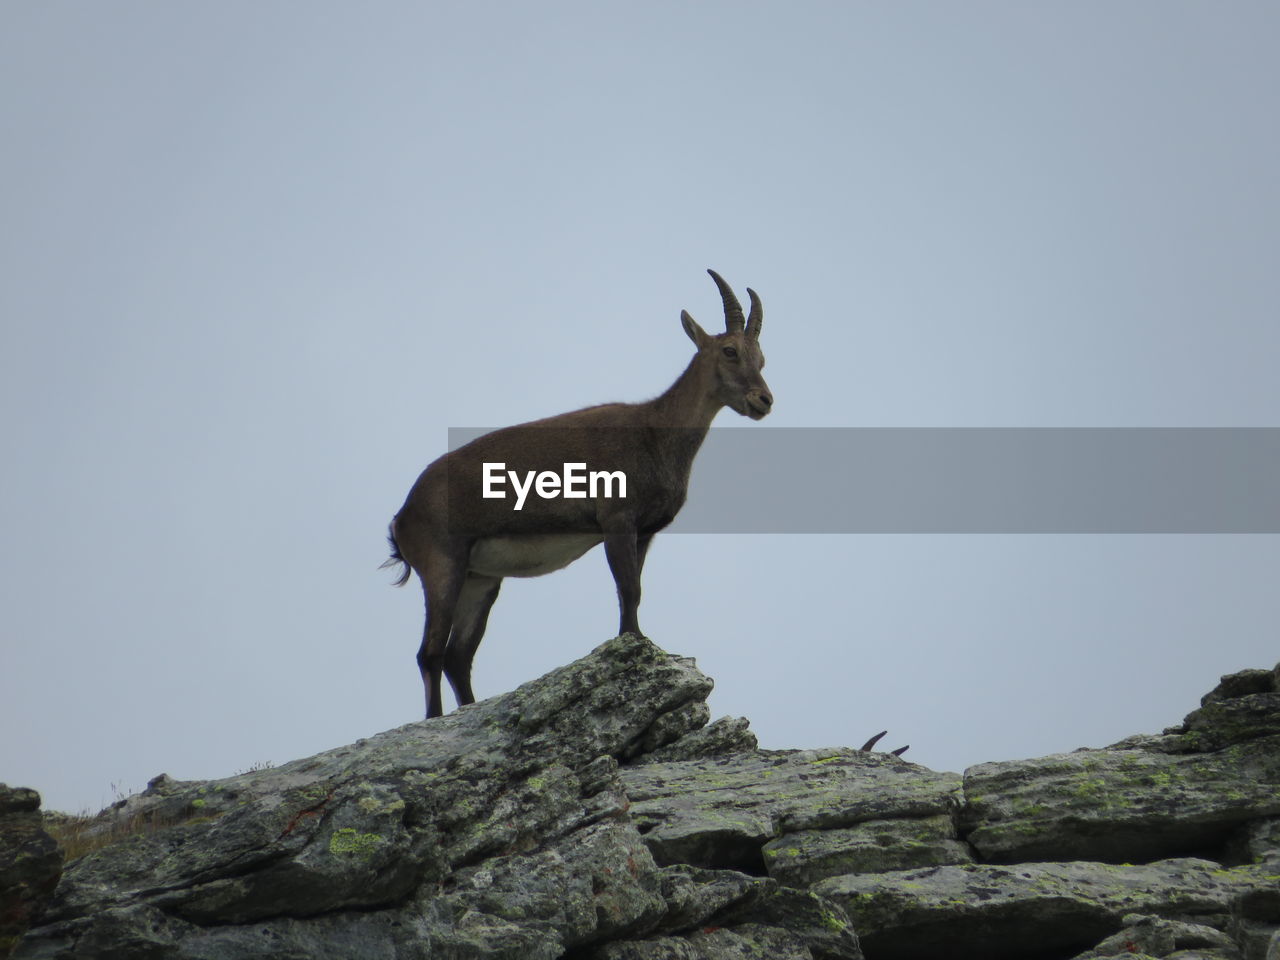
[444,574,502,707]
[417,562,465,719]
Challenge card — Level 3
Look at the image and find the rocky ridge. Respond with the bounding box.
[3,636,1278,959]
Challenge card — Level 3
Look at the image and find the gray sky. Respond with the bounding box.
[3,2,1278,815]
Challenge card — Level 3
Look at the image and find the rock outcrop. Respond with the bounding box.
[0,787,62,959]
[8,636,1280,959]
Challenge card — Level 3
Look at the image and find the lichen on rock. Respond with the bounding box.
[10,647,1280,960]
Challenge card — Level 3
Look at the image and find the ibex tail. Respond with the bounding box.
[381,521,412,586]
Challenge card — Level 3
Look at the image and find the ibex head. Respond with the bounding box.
[680,269,773,420]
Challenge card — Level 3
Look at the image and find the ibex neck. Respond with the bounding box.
[648,355,721,431]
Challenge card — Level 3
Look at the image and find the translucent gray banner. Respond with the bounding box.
[447,428,1280,533]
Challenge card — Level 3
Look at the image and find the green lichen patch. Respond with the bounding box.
[328,828,384,860]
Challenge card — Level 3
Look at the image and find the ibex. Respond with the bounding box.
[385,270,772,719]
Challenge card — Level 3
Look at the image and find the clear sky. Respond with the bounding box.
[3,2,1278,815]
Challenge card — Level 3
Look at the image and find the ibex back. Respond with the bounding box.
[385,270,773,718]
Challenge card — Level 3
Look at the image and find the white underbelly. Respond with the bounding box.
[469,533,603,578]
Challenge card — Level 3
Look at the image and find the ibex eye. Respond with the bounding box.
[722,346,738,359]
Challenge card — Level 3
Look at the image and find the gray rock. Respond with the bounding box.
[763,814,973,885]
[0,786,62,960]
[15,645,1280,960]
[1182,695,1280,751]
[712,885,863,960]
[961,738,1280,863]
[1231,879,1280,960]
[593,935,706,959]
[1201,668,1277,707]
[1071,913,1241,958]
[633,717,758,764]
[595,884,863,960]
[1246,819,1280,864]
[962,667,1280,868]
[815,858,1266,960]
[648,866,773,935]
[1224,817,1280,868]
[595,924,816,960]
[620,747,962,872]
[584,869,848,960]
[16,636,712,959]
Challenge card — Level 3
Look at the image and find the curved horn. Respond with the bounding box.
[745,287,763,341]
[707,269,745,334]
[859,731,888,752]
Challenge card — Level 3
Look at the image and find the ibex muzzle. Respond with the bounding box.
[386,269,772,718]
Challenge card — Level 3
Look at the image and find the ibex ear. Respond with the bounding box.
[681,310,710,348]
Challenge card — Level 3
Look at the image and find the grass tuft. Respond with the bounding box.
[44,800,226,864]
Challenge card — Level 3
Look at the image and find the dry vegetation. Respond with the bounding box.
[43,805,223,863]
[41,776,255,864]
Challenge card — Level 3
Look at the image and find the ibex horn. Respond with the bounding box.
[746,288,763,341]
[707,269,745,334]
[859,731,889,751]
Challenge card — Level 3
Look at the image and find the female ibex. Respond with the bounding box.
[386,270,772,718]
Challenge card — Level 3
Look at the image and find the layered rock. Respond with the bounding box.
[15,636,856,960]
[817,858,1269,959]
[0,787,62,959]
[12,638,1280,960]
[620,749,963,875]
[960,737,1280,865]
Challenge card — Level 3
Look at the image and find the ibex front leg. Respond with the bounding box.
[604,530,643,637]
